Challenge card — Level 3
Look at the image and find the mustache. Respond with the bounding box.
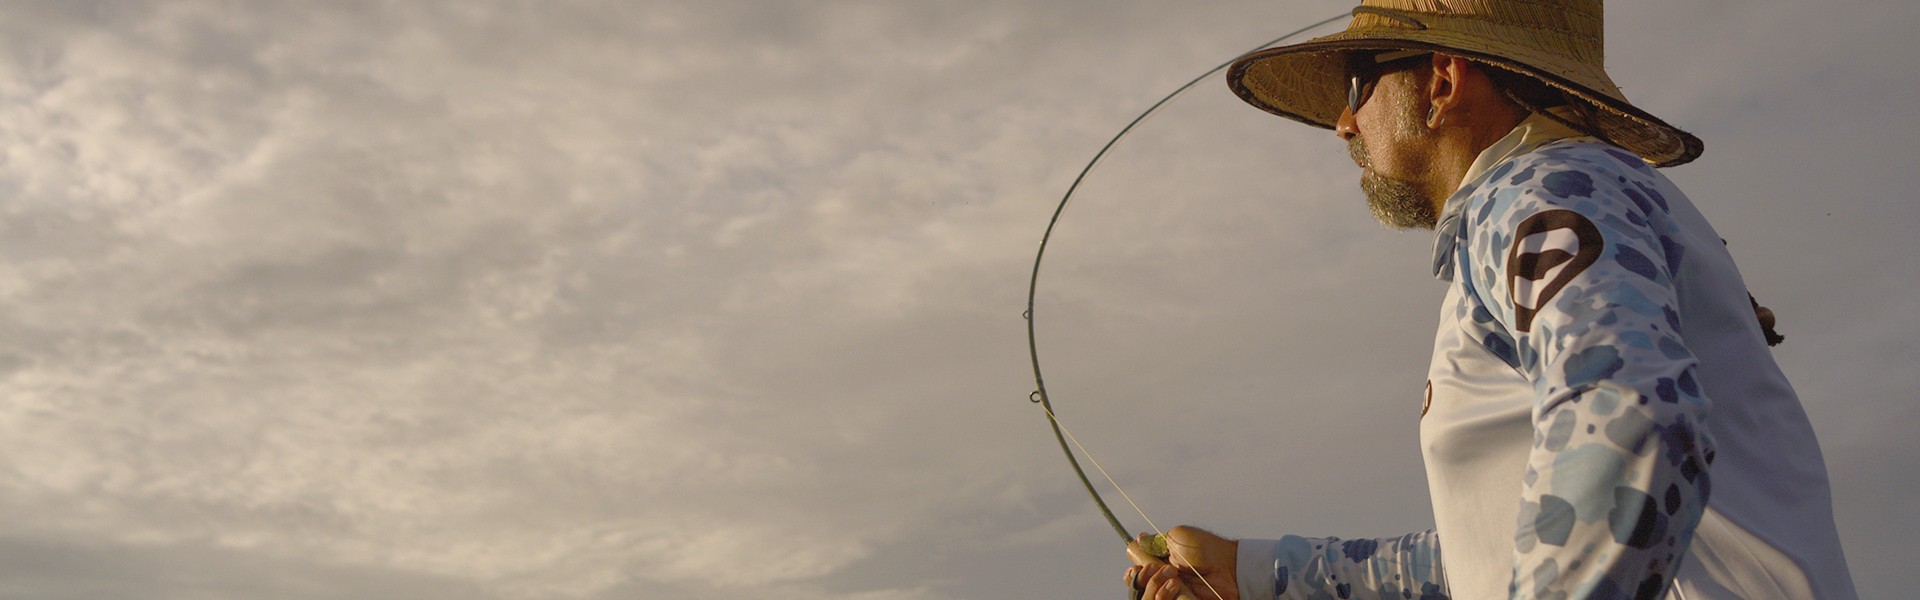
[1348,136,1369,168]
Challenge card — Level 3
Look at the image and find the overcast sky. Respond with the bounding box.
[0,1,1914,598]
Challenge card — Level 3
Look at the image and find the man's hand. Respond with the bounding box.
[1124,526,1239,600]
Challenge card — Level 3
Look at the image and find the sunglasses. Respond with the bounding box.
[1347,51,1432,114]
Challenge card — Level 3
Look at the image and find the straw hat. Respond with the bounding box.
[1227,0,1702,167]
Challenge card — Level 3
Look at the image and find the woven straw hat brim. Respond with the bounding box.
[1228,14,1703,167]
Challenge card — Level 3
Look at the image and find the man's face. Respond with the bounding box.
[1342,68,1439,230]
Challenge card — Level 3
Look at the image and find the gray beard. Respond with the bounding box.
[1349,137,1437,230]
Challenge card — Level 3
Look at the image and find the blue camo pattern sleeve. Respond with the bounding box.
[1457,143,1715,599]
[1244,531,1447,600]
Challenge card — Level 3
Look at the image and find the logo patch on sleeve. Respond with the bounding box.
[1507,210,1604,332]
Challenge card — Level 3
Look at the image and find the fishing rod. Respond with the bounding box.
[1023,12,1348,600]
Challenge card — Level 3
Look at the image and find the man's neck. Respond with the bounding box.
[1421,111,1528,213]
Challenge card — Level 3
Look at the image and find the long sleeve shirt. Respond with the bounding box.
[1236,115,1857,600]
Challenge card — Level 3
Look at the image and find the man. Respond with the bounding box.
[1124,2,1856,599]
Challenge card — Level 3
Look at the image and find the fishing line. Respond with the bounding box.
[1037,402,1225,600]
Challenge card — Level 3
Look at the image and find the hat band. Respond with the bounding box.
[1351,6,1427,30]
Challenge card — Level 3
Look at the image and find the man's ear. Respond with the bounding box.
[1426,54,1472,128]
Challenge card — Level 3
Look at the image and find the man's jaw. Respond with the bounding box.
[1348,137,1440,230]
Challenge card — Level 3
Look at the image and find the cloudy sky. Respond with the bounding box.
[0,1,1914,598]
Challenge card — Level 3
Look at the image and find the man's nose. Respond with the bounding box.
[1335,106,1358,140]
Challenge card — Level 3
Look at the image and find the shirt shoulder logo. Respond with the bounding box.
[1506,209,1604,332]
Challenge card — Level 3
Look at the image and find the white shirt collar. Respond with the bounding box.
[1454,107,1590,192]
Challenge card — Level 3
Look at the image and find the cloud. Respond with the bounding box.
[0,1,1914,598]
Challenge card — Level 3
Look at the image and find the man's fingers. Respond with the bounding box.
[1160,529,1209,570]
[1130,527,1230,599]
[1142,564,1174,600]
[1164,526,1216,551]
[1138,563,1203,600]
[1161,525,1240,592]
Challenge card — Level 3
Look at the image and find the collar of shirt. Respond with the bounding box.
[1457,107,1590,199]
[1430,108,1592,282]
